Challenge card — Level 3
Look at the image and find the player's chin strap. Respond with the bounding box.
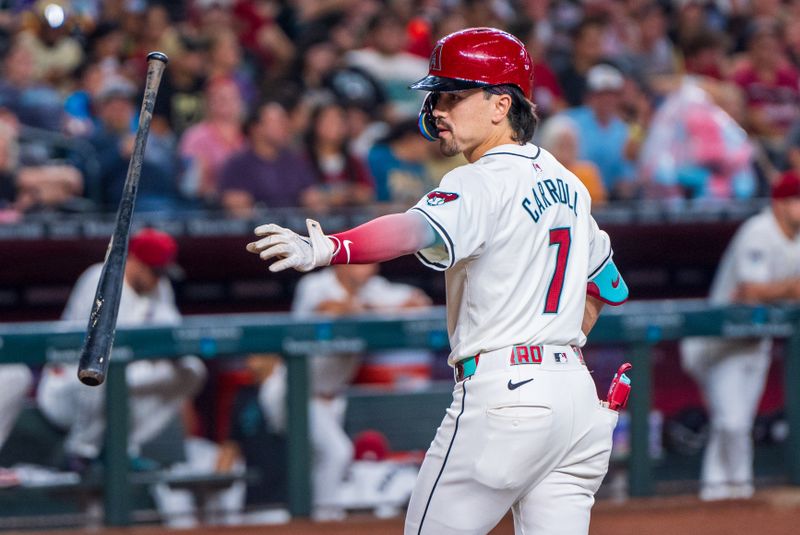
[417,92,439,141]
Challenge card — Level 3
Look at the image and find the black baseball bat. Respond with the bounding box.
[77,52,168,386]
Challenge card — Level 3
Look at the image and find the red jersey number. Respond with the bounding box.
[544,227,571,314]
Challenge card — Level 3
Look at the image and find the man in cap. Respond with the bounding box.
[247,27,628,534]
[36,228,246,524]
[563,63,636,200]
[37,228,205,468]
[681,171,800,501]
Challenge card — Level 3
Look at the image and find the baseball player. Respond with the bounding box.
[258,263,431,521]
[36,229,245,524]
[247,27,629,535]
[681,170,800,501]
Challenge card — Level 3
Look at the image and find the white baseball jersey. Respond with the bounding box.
[409,143,613,365]
[38,263,204,459]
[292,268,423,396]
[708,208,800,304]
[61,263,181,325]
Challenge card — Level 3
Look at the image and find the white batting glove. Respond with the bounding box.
[246,219,334,273]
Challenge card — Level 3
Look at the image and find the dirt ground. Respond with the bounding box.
[13,487,800,535]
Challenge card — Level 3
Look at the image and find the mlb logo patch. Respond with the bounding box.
[426,191,459,206]
[553,352,567,363]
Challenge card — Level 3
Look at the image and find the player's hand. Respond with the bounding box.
[246,218,334,272]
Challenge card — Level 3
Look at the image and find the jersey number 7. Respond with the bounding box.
[544,227,571,314]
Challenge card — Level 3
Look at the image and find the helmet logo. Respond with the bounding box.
[430,43,443,72]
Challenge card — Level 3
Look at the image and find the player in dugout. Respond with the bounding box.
[247,28,629,535]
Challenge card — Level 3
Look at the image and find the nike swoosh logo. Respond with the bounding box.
[507,378,534,390]
[611,276,620,288]
[343,240,353,264]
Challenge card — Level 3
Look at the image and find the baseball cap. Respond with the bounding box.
[771,171,800,200]
[129,228,183,278]
[96,77,136,102]
[353,430,390,461]
[586,64,624,93]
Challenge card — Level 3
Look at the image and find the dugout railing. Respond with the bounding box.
[0,300,799,526]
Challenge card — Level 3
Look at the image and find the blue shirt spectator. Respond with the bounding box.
[562,65,633,197]
[366,119,434,205]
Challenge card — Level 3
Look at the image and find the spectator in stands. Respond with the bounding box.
[669,0,716,51]
[679,30,730,81]
[179,76,246,203]
[538,115,607,204]
[345,11,428,121]
[681,171,800,501]
[638,77,756,200]
[218,99,319,217]
[555,17,609,107]
[87,78,182,212]
[0,112,19,219]
[512,20,566,120]
[14,164,86,214]
[366,119,437,206]
[63,61,106,137]
[36,228,244,525]
[304,100,374,208]
[257,263,431,521]
[630,2,678,80]
[323,66,389,159]
[230,0,295,81]
[152,34,208,138]
[732,20,800,168]
[206,28,258,111]
[16,3,84,88]
[0,41,64,131]
[562,63,637,200]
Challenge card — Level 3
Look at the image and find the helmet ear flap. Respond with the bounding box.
[417,93,438,141]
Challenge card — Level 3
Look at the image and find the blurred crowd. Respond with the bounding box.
[0,0,797,220]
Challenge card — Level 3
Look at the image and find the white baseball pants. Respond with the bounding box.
[0,365,33,451]
[681,337,771,495]
[405,345,617,535]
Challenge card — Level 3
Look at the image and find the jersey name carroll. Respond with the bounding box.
[522,177,579,223]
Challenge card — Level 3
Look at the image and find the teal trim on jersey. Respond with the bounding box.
[590,261,629,305]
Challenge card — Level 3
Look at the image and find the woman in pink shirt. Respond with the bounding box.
[178,76,246,202]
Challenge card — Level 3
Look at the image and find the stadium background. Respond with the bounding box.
[0,0,799,531]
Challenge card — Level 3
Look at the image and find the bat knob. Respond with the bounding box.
[147,51,169,64]
[78,368,106,387]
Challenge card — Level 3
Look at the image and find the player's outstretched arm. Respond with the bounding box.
[247,212,438,273]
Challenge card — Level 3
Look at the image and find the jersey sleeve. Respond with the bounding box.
[587,216,613,278]
[407,168,494,271]
[586,216,629,305]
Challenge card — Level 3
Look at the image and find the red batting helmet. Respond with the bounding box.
[410,27,533,100]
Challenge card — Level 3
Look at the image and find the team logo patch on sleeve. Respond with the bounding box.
[426,191,459,206]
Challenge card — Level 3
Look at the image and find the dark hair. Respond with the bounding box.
[243,99,286,136]
[484,85,538,144]
[304,101,361,185]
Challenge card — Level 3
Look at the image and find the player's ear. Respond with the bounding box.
[491,93,513,125]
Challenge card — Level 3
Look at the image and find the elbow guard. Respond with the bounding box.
[587,260,628,305]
